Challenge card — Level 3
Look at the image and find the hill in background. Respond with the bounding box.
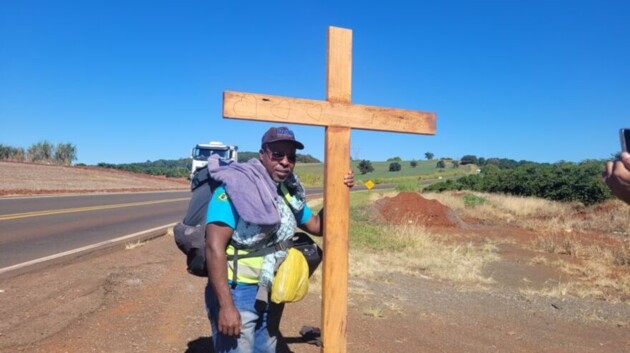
[0,161,187,196]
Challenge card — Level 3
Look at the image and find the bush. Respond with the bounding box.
[388,162,401,172]
[424,160,611,205]
[0,144,25,161]
[27,141,54,163]
[358,160,374,175]
[460,155,478,165]
[410,160,418,168]
[54,143,77,165]
[395,180,418,192]
[463,194,486,208]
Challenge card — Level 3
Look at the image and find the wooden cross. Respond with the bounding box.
[222,26,436,353]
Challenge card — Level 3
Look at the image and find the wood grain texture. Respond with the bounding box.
[322,26,352,353]
[223,91,436,135]
[327,26,352,103]
[322,126,350,353]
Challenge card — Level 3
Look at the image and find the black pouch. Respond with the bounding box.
[174,222,207,277]
[291,232,323,277]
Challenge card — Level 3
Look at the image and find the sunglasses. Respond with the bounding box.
[265,149,296,163]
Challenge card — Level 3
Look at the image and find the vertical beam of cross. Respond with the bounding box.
[321,26,352,353]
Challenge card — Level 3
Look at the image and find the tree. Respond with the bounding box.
[425,152,434,160]
[389,162,401,172]
[436,159,446,169]
[358,160,374,175]
[0,144,25,161]
[296,154,321,163]
[410,159,418,168]
[452,160,460,168]
[460,155,478,165]
[386,156,402,162]
[237,152,259,162]
[27,141,54,163]
[54,143,77,165]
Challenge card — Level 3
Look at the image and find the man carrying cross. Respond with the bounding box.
[222,26,435,353]
[204,126,354,353]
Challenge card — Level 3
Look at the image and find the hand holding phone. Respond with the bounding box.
[620,129,630,153]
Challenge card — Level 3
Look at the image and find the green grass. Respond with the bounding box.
[344,191,500,286]
[347,191,417,252]
[463,194,487,208]
[295,160,476,187]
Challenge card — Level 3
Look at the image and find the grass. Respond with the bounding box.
[125,240,146,250]
[362,305,385,318]
[534,233,579,256]
[294,159,476,187]
[305,190,499,295]
[345,191,499,287]
[306,189,630,304]
[423,191,630,236]
[427,191,630,303]
[522,257,630,303]
[463,194,486,208]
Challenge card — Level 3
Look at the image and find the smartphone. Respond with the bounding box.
[621,129,630,152]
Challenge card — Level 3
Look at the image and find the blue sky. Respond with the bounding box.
[1,0,628,165]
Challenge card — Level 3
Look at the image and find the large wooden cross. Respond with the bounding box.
[222,26,436,353]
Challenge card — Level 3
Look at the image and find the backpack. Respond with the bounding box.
[173,167,322,278]
[173,167,220,276]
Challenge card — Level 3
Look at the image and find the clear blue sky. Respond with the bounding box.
[1,0,628,165]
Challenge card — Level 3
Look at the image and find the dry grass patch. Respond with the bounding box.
[125,240,146,250]
[523,257,630,303]
[424,191,630,236]
[529,255,549,265]
[533,232,580,256]
[349,224,499,287]
[527,232,630,302]
[362,305,385,318]
[400,191,630,303]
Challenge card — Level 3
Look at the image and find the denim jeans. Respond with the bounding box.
[205,283,285,353]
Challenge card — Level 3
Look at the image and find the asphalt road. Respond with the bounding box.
[0,184,388,271]
[0,191,191,269]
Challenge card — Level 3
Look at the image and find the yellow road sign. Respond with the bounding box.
[364,180,375,190]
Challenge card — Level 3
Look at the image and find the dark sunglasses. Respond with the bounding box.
[265,149,296,163]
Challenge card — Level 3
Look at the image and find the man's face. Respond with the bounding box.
[259,141,297,182]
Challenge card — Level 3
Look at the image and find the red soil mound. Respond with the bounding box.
[372,192,464,228]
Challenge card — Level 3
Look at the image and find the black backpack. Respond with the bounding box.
[173,167,322,277]
[173,167,220,276]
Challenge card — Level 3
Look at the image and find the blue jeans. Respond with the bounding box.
[205,283,285,353]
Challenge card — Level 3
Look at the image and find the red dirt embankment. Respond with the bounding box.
[0,161,188,195]
[372,191,465,228]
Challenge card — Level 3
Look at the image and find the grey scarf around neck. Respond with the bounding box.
[206,155,280,226]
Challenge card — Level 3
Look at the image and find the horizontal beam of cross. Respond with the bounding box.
[223,91,436,134]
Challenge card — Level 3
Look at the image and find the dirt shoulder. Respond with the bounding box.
[1,230,629,353]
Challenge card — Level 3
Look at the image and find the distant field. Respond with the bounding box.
[295,159,477,186]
